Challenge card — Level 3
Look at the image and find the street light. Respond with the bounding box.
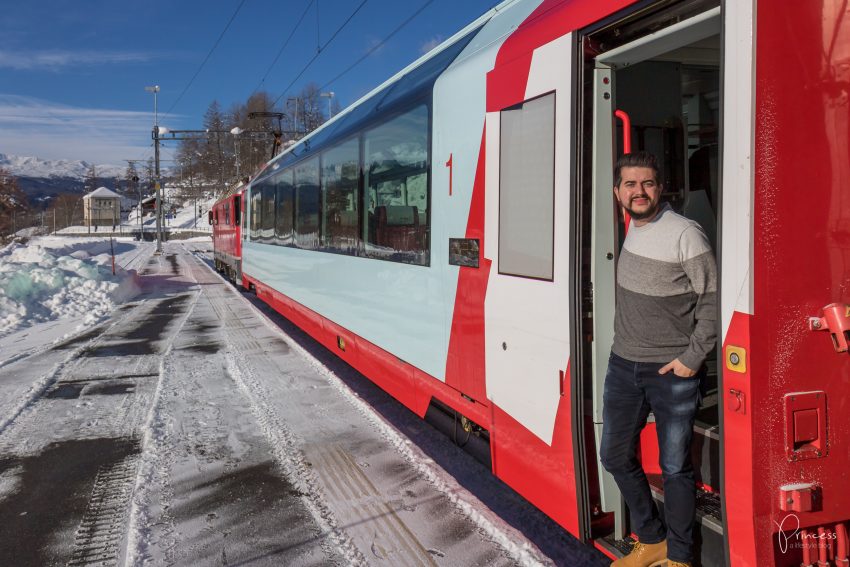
[230,127,243,180]
[320,91,335,119]
[144,85,160,126]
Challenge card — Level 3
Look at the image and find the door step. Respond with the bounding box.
[648,475,725,567]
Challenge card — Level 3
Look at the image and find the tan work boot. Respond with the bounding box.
[664,562,692,567]
[611,539,667,567]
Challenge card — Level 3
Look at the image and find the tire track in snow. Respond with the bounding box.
[123,252,204,566]
[0,303,145,438]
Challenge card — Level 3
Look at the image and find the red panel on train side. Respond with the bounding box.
[722,311,756,567]
[444,131,490,404]
[753,1,850,564]
[486,0,636,113]
[491,363,579,534]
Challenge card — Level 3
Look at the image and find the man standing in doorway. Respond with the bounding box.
[602,152,716,567]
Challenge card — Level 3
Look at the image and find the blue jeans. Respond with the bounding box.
[600,352,702,563]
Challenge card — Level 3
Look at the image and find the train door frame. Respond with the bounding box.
[573,1,725,560]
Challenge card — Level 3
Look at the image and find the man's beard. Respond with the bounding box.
[624,198,660,220]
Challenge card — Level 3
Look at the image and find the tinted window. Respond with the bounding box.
[295,158,320,249]
[499,93,555,280]
[363,105,429,265]
[275,169,295,245]
[250,188,262,239]
[262,184,276,240]
[322,138,360,254]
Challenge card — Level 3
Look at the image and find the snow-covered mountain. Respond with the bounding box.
[0,153,125,179]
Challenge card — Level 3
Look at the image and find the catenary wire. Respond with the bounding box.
[162,0,248,121]
[250,0,316,98]
[271,0,368,107]
[318,0,434,93]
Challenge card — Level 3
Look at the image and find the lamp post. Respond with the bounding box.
[320,91,335,120]
[230,127,243,181]
[145,85,162,253]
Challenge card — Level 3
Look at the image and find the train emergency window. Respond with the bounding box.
[321,137,360,255]
[363,104,429,265]
[498,93,555,281]
[275,168,295,245]
[261,184,275,241]
[295,157,320,249]
[250,188,262,239]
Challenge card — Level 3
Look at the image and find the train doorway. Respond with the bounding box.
[577,2,724,564]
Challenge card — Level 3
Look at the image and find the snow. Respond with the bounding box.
[0,152,125,179]
[0,215,605,565]
[0,236,143,345]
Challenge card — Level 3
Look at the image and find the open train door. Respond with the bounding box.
[579,2,725,564]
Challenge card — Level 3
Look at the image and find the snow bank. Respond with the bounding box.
[0,239,140,339]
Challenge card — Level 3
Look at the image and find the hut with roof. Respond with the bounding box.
[83,187,121,228]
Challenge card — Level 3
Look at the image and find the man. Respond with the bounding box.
[601,152,716,567]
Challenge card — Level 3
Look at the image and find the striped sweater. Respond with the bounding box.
[612,203,717,370]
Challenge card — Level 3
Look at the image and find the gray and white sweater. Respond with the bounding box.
[612,203,717,370]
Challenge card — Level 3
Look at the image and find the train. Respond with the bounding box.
[211,0,850,565]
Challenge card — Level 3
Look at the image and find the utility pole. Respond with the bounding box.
[153,126,162,252]
[145,85,162,253]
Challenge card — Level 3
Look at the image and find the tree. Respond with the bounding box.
[46,193,83,232]
[83,164,98,193]
[202,100,229,189]
[0,168,31,237]
[297,83,327,133]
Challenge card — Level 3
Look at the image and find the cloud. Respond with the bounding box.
[419,36,444,55]
[0,50,155,71]
[0,94,170,164]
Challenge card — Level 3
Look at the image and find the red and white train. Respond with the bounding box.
[212,1,850,565]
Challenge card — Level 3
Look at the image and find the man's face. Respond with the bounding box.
[614,166,662,222]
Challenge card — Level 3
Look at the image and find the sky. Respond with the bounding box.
[0,0,504,167]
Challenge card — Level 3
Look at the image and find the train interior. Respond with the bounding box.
[581,2,723,565]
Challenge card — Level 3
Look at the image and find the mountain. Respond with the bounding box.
[0,154,128,204]
[0,154,125,179]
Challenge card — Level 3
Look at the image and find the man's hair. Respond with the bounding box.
[614,151,660,187]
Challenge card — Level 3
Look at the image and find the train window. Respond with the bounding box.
[233,196,240,225]
[275,168,295,245]
[250,188,262,239]
[224,202,231,225]
[295,157,320,249]
[363,105,429,265]
[321,137,360,255]
[261,183,275,241]
[498,93,555,281]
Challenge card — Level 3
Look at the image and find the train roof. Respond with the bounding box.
[252,0,525,185]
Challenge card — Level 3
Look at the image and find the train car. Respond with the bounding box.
[210,187,244,284]
[239,1,850,565]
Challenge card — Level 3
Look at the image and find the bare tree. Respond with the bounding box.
[0,168,31,237]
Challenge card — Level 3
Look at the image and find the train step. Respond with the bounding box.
[648,475,724,567]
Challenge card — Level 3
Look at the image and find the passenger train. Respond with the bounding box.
[211,0,850,564]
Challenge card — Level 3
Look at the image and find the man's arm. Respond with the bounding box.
[660,225,718,375]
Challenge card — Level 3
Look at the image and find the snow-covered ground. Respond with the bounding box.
[0,237,148,358]
[0,231,606,565]
[56,185,216,236]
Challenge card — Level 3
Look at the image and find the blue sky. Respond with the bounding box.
[0,0,503,166]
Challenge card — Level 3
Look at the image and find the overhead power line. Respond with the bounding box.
[272,0,369,107]
[163,0,248,120]
[250,0,316,98]
[318,0,435,94]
